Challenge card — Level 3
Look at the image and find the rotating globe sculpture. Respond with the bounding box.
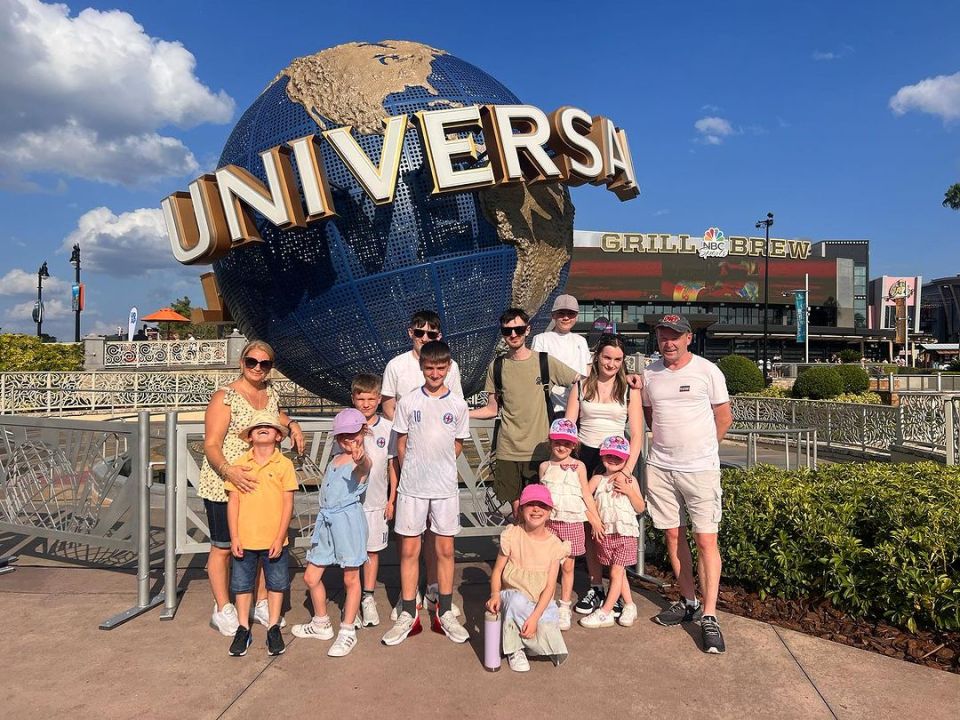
[215,41,574,404]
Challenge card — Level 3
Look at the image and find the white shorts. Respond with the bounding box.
[364,507,389,552]
[645,465,722,534]
[394,493,461,537]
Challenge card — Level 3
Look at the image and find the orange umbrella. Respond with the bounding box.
[141,308,190,339]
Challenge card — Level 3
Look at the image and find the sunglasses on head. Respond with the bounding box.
[243,356,274,371]
[500,325,528,336]
[411,328,440,340]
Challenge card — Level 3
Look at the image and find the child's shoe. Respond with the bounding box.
[381,610,422,646]
[253,599,286,629]
[327,629,358,657]
[211,602,240,636]
[617,603,638,627]
[558,602,572,631]
[425,585,462,618]
[389,590,423,621]
[579,609,615,628]
[266,624,285,655]
[611,598,624,618]
[507,650,530,672]
[360,595,380,627]
[228,626,252,656]
[574,586,605,615]
[291,615,334,640]
[431,609,470,643]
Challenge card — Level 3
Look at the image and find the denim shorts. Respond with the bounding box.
[230,547,290,593]
[203,499,231,549]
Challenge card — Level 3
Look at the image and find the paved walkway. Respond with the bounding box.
[2,561,957,720]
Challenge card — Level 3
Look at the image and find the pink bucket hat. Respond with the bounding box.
[549,418,579,443]
[519,484,554,508]
[332,408,366,436]
[599,435,630,460]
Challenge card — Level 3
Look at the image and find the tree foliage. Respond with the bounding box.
[943,183,960,211]
[156,296,217,339]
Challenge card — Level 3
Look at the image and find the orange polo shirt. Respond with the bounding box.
[224,448,298,550]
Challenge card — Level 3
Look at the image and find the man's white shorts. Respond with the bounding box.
[364,507,389,552]
[394,493,461,537]
[645,464,722,534]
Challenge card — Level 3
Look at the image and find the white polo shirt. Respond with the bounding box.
[531,331,590,413]
[642,354,730,472]
[393,387,470,499]
[382,350,464,401]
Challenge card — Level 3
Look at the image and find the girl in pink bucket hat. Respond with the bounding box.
[538,418,604,631]
[580,435,646,630]
[486,483,571,672]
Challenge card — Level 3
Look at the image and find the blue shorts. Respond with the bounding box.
[306,503,368,568]
[203,499,231,549]
[230,547,290,593]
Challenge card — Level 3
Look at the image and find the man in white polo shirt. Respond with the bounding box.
[642,314,732,654]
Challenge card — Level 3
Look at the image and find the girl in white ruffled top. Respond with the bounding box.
[538,418,604,631]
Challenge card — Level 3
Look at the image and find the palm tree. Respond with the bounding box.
[944,183,960,210]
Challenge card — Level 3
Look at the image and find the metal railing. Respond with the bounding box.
[876,373,960,393]
[726,425,818,469]
[104,339,228,368]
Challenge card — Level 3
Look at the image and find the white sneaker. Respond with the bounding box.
[579,609,615,629]
[361,595,380,627]
[381,611,422,646]
[291,616,334,640]
[558,604,572,631]
[425,591,462,619]
[617,603,638,627]
[431,609,470,643]
[253,599,287,629]
[389,591,423,621]
[210,602,240,636]
[327,630,358,657]
[508,649,530,672]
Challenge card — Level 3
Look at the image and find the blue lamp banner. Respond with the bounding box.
[794,291,808,343]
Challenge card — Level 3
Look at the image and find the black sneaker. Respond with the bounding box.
[611,598,624,619]
[574,587,605,615]
[701,615,726,654]
[266,624,285,656]
[653,600,703,626]
[229,626,252,656]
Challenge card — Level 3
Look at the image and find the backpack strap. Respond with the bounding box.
[538,351,557,423]
[491,356,505,454]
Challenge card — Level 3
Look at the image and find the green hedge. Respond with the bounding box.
[717,354,764,395]
[718,463,960,632]
[839,349,862,363]
[792,366,844,399]
[0,334,83,371]
[834,364,870,393]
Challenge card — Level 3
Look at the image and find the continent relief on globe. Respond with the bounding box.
[278,40,574,318]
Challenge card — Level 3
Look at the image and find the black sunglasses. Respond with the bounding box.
[411,328,440,340]
[243,356,274,371]
[500,325,528,337]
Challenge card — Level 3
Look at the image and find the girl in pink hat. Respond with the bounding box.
[538,418,605,631]
[486,484,570,672]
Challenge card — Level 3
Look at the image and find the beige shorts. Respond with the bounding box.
[645,464,722,534]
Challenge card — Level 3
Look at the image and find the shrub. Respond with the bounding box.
[0,334,83,371]
[719,462,960,632]
[833,364,870,393]
[717,354,764,395]
[746,384,789,398]
[839,349,862,363]
[791,366,844,399]
[835,391,883,404]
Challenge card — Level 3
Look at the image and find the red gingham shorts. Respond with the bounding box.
[597,533,638,566]
[547,520,585,557]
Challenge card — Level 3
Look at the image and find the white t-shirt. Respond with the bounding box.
[530,331,590,412]
[393,387,470,499]
[642,354,730,472]
[331,416,394,510]
[382,350,464,401]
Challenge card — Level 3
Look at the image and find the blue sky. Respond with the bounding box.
[1,0,958,339]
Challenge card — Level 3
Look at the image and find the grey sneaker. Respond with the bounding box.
[253,599,287,629]
[701,615,726,654]
[360,595,380,627]
[653,600,703,626]
[431,609,470,643]
[389,591,423,621]
[381,611,422,646]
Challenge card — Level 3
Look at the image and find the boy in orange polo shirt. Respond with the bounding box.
[225,410,298,657]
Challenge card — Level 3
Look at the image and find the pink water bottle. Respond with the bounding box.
[484,611,502,672]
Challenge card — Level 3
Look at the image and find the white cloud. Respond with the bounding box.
[0,268,69,296]
[890,72,960,121]
[812,45,853,62]
[694,116,735,145]
[0,0,233,185]
[5,296,72,322]
[60,206,179,276]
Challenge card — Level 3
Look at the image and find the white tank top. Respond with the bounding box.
[578,395,628,448]
[594,474,640,536]
[540,462,587,523]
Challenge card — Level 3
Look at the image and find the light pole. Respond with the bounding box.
[35,261,49,338]
[69,243,81,342]
[755,212,774,381]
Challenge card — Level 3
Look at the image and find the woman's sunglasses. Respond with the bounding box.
[243,357,274,371]
[411,328,440,340]
[500,325,528,336]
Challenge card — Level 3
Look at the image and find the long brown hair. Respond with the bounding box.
[581,334,628,404]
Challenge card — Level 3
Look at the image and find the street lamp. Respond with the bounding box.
[35,261,49,338]
[69,243,81,342]
[755,212,774,381]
